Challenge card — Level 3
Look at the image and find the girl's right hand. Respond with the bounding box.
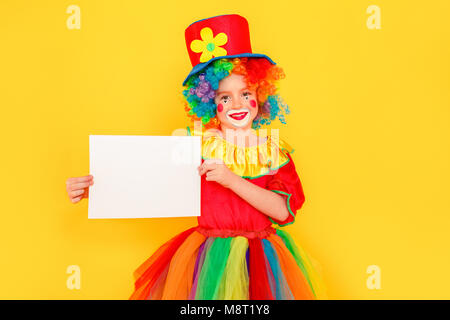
[66,175,94,203]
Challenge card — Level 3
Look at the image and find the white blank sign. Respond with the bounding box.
[88,135,201,219]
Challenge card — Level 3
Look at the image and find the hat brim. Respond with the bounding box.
[182,53,276,86]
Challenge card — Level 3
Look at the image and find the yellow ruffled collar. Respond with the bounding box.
[188,126,295,179]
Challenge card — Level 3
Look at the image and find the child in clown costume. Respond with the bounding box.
[66,14,327,300]
[128,14,327,300]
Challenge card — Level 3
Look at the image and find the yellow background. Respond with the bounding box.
[0,0,449,299]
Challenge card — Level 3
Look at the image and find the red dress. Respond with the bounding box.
[129,127,326,300]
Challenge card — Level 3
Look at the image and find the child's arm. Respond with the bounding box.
[198,160,289,222]
[228,176,290,222]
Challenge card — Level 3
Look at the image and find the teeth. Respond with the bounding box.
[228,109,249,116]
[230,112,247,117]
[226,108,251,128]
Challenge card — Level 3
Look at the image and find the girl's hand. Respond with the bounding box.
[198,159,239,189]
[66,175,94,203]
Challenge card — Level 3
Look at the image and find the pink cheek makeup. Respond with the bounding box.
[217,103,223,112]
[250,100,257,108]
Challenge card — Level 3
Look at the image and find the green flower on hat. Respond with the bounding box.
[190,27,228,63]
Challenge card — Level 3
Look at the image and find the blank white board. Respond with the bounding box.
[88,135,201,219]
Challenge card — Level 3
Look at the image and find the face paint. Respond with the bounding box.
[215,73,259,130]
[226,108,251,127]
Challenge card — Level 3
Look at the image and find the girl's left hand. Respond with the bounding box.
[198,159,239,189]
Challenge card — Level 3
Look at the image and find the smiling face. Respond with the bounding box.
[214,73,259,131]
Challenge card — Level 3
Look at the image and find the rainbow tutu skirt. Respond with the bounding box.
[129,226,326,300]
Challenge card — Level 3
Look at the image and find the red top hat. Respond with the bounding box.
[183,14,276,86]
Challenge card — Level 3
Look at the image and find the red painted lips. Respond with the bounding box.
[229,112,248,120]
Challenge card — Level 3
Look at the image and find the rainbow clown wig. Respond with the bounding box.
[182,57,290,130]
